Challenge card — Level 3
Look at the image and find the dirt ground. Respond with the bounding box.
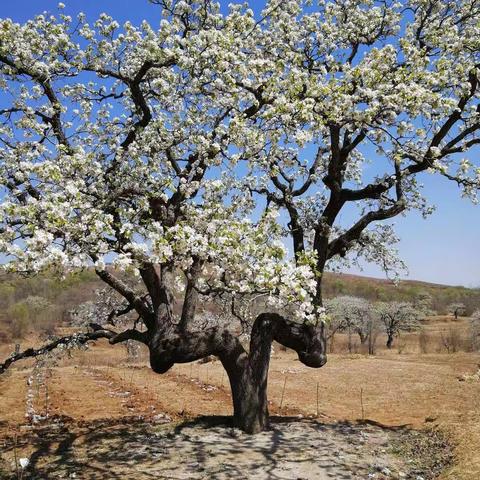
[0,417,441,480]
[1,323,479,479]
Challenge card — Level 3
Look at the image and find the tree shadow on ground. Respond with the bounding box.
[1,416,417,480]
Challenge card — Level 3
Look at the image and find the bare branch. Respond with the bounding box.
[0,329,113,375]
[327,201,406,260]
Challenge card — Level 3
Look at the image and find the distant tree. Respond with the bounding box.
[376,302,420,349]
[440,327,464,353]
[413,291,435,318]
[0,282,15,309]
[366,317,382,355]
[470,310,480,351]
[325,296,377,352]
[324,298,348,352]
[7,301,30,338]
[448,303,466,320]
[6,295,55,338]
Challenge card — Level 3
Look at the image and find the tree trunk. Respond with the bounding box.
[145,312,326,434]
[386,334,394,349]
[368,336,375,355]
[229,365,269,433]
[147,324,271,434]
[367,324,376,355]
[235,313,276,433]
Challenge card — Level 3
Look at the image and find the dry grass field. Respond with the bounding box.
[0,316,479,479]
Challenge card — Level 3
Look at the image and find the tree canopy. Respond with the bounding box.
[0,0,479,307]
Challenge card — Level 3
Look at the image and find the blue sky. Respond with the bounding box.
[1,0,479,287]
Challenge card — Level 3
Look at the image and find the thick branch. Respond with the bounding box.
[327,201,406,260]
[95,269,154,327]
[0,324,149,375]
[0,329,113,375]
[148,325,247,375]
[179,257,204,331]
[249,313,327,375]
[120,60,175,150]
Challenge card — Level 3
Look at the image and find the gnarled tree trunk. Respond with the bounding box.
[144,312,326,434]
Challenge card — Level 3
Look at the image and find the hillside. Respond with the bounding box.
[0,269,478,342]
[322,272,480,314]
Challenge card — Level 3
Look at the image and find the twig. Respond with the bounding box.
[129,369,135,390]
[360,387,365,420]
[45,383,49,419]
[279,377,287,412]
[13,432,19,480]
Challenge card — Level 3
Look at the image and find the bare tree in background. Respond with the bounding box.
[325,296,378,353]
[470,310,480,351]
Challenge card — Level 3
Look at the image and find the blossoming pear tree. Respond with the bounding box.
[1,0,480,433]
[325,296,375,350]
[376,301,420,348]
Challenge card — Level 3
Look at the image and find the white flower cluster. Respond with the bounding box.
[0,0,479,325]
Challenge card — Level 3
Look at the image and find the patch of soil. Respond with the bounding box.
[0,417,449,480]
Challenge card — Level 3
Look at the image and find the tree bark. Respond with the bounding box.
[358,331,368,345]
[228,366,269,433]
[145,312,326,433]
[386,334,394,349]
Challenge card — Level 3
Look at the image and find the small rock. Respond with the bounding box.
[227,428,242,438]
[152,413,171,424]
